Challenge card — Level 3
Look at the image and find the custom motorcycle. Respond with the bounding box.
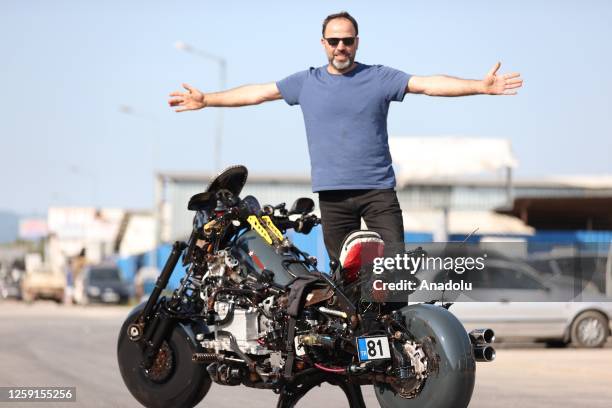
[117,165,495,408]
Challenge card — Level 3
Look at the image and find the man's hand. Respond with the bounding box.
[168,82,282,110]
[481,62,523,95]
[407,62,523,97]
[168,83,206,112]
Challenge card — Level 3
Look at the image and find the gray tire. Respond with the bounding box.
[571,311,609,348]
[375,303,476,408]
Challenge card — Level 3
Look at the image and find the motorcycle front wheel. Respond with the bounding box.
[374,303,476,408]
[117,303,212,408]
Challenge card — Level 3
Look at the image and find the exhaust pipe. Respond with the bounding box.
[469,328,495,345]
[473,345,496,362]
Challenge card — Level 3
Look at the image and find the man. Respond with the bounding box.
[168,11,523,261]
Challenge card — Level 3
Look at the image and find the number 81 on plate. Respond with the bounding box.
[356,336,391,361]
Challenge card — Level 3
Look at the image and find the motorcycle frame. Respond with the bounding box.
[128,190,479,399]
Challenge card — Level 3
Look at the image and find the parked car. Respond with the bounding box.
[20,266,65,303]
[1,262,23,299]
[528,252,610,294]
[410,246,612,348]
[74,265,129,305]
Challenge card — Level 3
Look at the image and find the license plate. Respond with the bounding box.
[102,292,119,302]
[356,336,391,361]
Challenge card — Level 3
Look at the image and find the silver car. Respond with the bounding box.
[411,256,612,348]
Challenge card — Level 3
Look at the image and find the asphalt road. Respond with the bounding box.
[1,300,611,408]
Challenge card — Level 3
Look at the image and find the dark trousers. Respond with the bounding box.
[318,189,405,261]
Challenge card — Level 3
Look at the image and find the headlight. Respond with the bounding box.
[87,286,101,296]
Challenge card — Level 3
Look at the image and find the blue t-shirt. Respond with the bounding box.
[276,63,411,192]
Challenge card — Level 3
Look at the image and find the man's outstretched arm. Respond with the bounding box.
[168,82,282,112]
[407,62,523,97]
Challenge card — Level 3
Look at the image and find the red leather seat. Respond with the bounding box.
[338,230,385,283]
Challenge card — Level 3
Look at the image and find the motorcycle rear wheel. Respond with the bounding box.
[117,303,212,408]
[374,303,476,408]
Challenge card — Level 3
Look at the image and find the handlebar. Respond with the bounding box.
[273,214,320,234]
[204,197,319,235]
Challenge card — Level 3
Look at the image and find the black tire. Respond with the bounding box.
[117,304,212,408]
[570,311,609,348]
[374,304,476,408]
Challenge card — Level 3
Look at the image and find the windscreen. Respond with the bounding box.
[90,268,121,282]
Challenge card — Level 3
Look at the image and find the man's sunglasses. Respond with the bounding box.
[325,37,356,47]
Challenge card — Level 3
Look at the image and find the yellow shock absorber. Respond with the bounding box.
[247,215,273,245]
[261,216,284,241]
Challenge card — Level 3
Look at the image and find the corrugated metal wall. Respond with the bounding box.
[165,178,612,242]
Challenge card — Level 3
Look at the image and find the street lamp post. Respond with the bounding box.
[175,41,226,172]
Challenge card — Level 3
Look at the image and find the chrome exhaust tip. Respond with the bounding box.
[473,345,496,362]
[469,328,495,345]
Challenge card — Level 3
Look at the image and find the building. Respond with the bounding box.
[46,207,125,273]
[155,136,612,244]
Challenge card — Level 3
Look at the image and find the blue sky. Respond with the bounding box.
[1,0,611,214]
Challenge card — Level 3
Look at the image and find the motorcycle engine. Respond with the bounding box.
[198,249,275,355]
[207,304,271,355]
[204,249,243,283]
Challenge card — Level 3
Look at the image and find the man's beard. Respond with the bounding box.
[330,53,354,71]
